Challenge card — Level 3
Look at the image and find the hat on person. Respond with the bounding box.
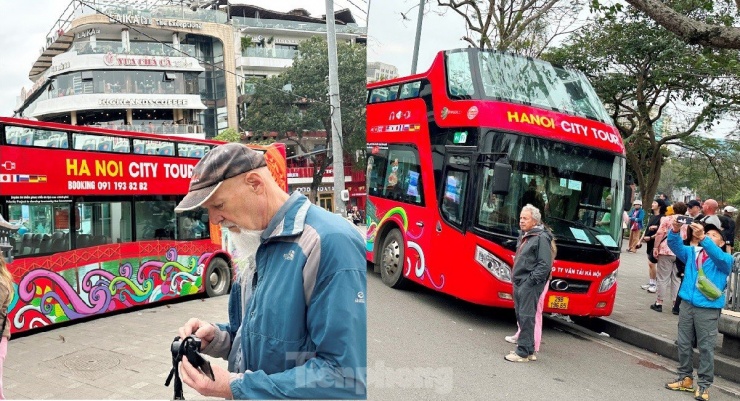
[700,215,724,234]
[687,200,701,209]
[723,205,738,213]
[633,199,642,206]
[175,143,267,212]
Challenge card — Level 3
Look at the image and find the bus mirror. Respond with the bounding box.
[491,159,511,195]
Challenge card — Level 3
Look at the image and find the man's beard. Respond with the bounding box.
[229,228,264,309]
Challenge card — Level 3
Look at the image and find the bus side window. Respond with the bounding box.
[134,144,145,154]
[19,132,34,146]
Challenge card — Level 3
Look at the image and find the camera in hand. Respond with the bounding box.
[165,335,215,400]
[676,215,694,225]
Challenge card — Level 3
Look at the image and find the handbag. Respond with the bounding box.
[695,251,723,301]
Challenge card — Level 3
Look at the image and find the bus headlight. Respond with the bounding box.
[598,270,618,293]
[475,245,511,283]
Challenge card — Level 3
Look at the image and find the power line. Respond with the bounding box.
[335,0,368,16]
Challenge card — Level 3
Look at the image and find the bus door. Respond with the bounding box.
[429,146,475,290]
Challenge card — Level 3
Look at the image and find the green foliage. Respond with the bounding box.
[240,36,252,52]
[660,137,740,204]
[214,127,241,143]
[243,37,366,201]
[544,7,740,202]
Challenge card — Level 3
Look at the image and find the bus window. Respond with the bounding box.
[441,170,468,226]
[399,81,421,100]
[6,126,68,149]
[7,203,71,256]
[446,51,475,98]
[135,200,176,240]
[177,143,209,159]
[367,144,424,205]
[177,209,209,240]
[77,202,133,247]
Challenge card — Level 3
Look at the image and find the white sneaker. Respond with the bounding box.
[647,285,657,293]
[504,335,518,344]
[640,284,650,290]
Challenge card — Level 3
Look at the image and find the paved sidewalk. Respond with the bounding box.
[4,296,231,400]
[563,243,740,384]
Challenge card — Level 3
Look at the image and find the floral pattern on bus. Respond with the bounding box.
[366,201,445,289]
[11,248,211,332]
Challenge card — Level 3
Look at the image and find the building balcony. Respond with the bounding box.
[233,17,366,36]
[71,40,196,58]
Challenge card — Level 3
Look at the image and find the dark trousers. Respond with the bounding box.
[513,278,547,357]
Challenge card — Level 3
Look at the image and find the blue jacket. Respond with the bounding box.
[667,230,732,309]
[213,193,367,399]
[628,207,645,230]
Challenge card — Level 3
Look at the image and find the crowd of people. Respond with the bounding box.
[626,194,736,400]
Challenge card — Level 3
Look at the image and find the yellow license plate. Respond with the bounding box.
[548,295,569,310]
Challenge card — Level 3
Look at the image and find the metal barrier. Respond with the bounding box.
[726,252,740,311]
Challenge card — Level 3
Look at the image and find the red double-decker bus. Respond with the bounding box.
[0,117,287,334]
[366,49,626,316]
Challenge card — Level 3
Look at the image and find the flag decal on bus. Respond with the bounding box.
[0,174,47,183]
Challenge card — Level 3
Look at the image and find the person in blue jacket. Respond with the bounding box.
[664,215,732,401]
[174,143,367,399]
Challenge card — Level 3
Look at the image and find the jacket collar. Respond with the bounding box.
[262,192,311,241]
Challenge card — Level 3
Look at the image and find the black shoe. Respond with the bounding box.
[672,309,679,315]
[650,303,663,312]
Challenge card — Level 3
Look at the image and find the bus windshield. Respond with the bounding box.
[445,50,612,124]
[476,132,625,250]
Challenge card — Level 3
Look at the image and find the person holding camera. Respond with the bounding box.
[650,202,686,313]
[664,215,732,401]
[174,143,367,399]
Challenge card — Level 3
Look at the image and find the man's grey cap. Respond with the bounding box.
[175,142,266,212]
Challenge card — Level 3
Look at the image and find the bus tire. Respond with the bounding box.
[205,257,231,297]
[379,228,408,289]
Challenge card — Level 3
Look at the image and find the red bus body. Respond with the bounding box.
[0,117,287,334]
[366,50,625,317]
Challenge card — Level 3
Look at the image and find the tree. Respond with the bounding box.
[660,136,740,203]
[616,0,740,49]
[436,0,587,55]
[243,37,366,203]
[214,127,241,143]
[545,8,740,203]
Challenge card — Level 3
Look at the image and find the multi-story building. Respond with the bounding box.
[14,0,367,211]
[366,61,398,82]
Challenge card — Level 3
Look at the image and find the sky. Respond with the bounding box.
[0,0,367,117]
[367,0,466,76]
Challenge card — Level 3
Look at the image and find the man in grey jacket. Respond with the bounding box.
[505,204,554,362]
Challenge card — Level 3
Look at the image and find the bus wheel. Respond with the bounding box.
[380,229,408,289]
[205,258,231,297]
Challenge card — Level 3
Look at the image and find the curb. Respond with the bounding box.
[564,316,740,384]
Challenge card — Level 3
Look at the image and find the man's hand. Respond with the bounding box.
[671,216,682,233]
[689,222,706,242]
[180,356,234,399]
[178,318,216,350]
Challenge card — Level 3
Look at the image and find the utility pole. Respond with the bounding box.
[410,0,425,74]
[325,0,347,216]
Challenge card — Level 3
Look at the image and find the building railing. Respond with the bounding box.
[89,123,203,135]
[101,4,227,24]
[243,47,298,59]
[727,253,740,312]
[233,17,367,35]
[71,40,196,57]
